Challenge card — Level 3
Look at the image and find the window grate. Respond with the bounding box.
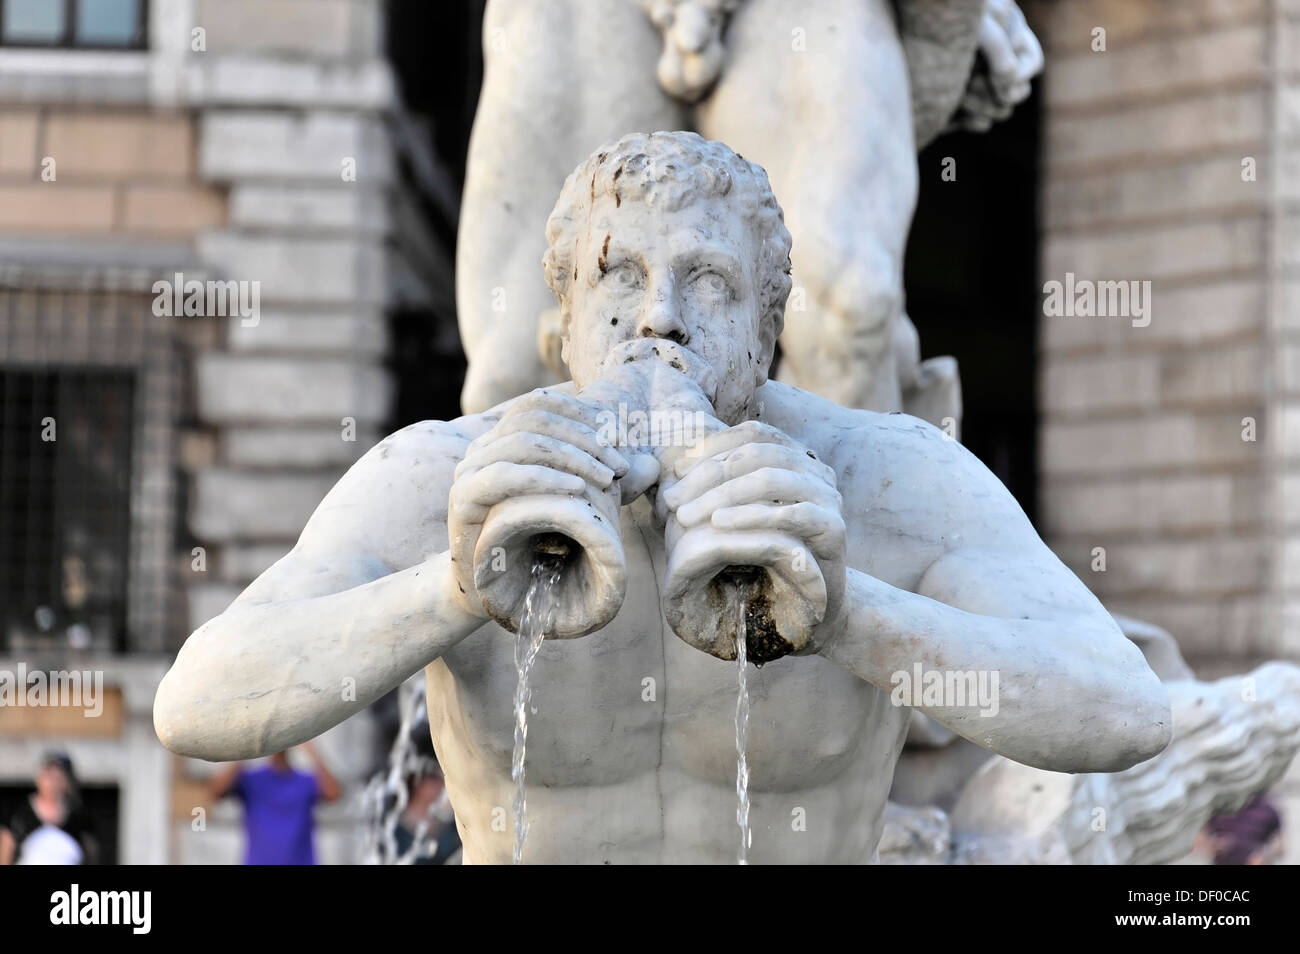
[0,366,134,653]
[0,284,179,654]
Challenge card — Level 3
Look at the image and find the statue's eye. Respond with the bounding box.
[606,263,643,290]
[690,270,729,297]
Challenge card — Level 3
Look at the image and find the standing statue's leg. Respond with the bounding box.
[457,0,687,414]
[695,0,918,412]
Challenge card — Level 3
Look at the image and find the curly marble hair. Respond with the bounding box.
[542,131,793,341]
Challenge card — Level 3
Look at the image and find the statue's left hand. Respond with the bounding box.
[658,420,848,651]
[952,0,1044,134]
[978,0,1042,108]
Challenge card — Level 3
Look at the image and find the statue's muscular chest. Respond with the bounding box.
[435,498,879,789]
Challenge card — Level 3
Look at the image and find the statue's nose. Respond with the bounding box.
[638,291,690,345]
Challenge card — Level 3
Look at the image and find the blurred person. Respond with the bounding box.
[0,751,97,865]
[393,763,461,865]
[1200,794,1283,866]
[209,741,340,865]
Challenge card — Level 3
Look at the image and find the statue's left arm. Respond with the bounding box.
[819,421,1172,774]
[825,557,1171,773]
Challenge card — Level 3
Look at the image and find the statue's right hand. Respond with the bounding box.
[446,388,632,618]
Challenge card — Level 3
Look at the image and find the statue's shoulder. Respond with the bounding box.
[334,385,572,501]
[309,415,483,522]
[757,380,952,461]
[757,380,1008,510]
[292,390,567,566]
[292,415,486,566]
[351,417,478,482]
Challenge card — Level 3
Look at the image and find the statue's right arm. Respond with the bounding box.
[153,421,488,761]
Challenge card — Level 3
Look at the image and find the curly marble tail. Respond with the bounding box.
[1068,662,1300,865]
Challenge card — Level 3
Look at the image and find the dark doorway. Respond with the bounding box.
[382,0,485,431]
[905,86,1042,526]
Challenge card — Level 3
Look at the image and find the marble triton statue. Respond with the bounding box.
[155,132,1170,864]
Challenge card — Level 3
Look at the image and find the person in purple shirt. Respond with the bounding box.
[209,741,341,865]
[1202,794,1284,865]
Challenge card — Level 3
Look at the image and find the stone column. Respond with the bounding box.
[173,0,448,863]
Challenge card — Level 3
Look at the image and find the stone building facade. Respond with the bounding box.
[1027,0,1300,860]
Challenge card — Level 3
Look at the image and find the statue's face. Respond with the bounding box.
[563,193,775,424]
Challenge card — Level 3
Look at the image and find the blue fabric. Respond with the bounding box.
[233,766,320,865]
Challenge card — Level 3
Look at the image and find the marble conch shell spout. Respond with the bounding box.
[473,477,627,639]
[661,522,827,664]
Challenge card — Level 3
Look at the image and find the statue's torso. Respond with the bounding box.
[426,494,910,864]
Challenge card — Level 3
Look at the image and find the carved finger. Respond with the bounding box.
[477,409,630,476]
[672,419,805,477]
[508,388,607,431]
[660,457,727,513]
[662,442,835,513]
[721,441,838,487]
[710,502,846,559]
[675,468,841,528]
[463,432,615,488]
[620,453,661,505]
[451,461,586,520]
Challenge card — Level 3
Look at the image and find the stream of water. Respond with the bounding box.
[360,675,442,864]
[512,559,562,864]
[734,596,751,865]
